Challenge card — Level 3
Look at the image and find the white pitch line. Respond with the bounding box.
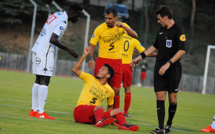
[0,104,194,133]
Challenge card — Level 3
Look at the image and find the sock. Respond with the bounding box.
[31,83,39,111]
[157,100,165,129]
[124,92,131,115]
[167,103,177,126]
[37,85,48,114]
[211,115,215,129]
[113,95,120,109]
[116,112,127,126]
[104,111,111,118]
[95,108,104,122]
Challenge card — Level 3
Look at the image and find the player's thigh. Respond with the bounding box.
[154,62,168,92]
[122,64,132,88]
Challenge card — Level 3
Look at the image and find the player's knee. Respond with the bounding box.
[115,108,123,113]
[35,75,41,84]
[94,106,104,112]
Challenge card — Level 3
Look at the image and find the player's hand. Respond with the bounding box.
[67,48,78,58]
[88,59,95,69]
[84,46,91,54]
[130,55,142,67]
[115,21,124,28]
[159,62,170,75]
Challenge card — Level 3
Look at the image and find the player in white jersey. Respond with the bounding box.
[29,4,83,120]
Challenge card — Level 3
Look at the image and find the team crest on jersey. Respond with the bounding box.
[59,26,64,30]
[180,34,186,41]
[166,40,172,48]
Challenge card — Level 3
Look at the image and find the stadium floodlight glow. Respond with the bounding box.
[202,45,215,94]
[51,1,62,76]
[81,9,90,72]
[26,0,37,73]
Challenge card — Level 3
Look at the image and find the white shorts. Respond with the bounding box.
[32,52,54,76]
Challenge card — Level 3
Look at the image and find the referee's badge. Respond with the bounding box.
[166,40,172,48]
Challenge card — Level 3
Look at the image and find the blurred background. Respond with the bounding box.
[0,0,215,94]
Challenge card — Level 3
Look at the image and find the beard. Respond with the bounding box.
[96,76,101,79]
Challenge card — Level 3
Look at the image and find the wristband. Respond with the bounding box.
[168,60,172,65]
[140,52,146,59]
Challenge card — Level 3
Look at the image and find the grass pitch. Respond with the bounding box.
[0,69,214,134]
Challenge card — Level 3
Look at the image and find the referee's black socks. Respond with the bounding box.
[157,100,165,129]
[167,103,177,126]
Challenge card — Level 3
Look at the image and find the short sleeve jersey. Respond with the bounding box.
[90,22,130,59]
[153,23,186,62]
[121,34,145,64]
[76,71,115,107]
[32,11,68,54]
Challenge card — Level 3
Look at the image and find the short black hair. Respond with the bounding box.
[105,8,117,17]
[68,3,83,12]
[155,5,173,19]
[104,64,114,79]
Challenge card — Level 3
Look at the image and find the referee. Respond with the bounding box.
[131,6,186,134]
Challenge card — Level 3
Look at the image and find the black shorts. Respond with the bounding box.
[154,61,182,93]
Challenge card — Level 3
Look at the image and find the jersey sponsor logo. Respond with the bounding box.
[180,34,186,41]
[175,89,178,92]
[36,57,41,65]
[166,40,172,48]
[103,32,121,43]
[59,26,64,30]
[159,32,163,34]
[89,86,106,101]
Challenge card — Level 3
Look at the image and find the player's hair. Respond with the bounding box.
[155,5,173,19]
[105,8,117,17]
[104,64,114,79]
[68,3,83,12]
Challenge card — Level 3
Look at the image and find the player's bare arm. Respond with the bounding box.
[106,105,113,111]
[88,44,96,69]
[72,47,91,77]
[159,50,185,75]
[130,46,157,67]
[50,33,78,58]
[115,22,138,38]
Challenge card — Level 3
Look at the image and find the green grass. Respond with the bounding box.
[0,69,214,134]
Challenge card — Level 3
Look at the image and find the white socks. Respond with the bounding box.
[211,116,215,129]
[31,83,39,111]
[37,85,48,114]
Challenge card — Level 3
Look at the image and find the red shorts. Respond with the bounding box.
[140,72,147,80]
[94,57,122,88]
[73,105,96,124]
[122,64,133,88]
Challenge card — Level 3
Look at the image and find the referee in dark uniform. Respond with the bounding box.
[131,6,186,134]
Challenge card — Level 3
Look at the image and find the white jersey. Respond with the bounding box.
[32,11,68,54]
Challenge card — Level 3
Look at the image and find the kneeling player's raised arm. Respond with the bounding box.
[72,47,91,77]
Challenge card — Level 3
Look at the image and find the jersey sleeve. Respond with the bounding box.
[78,71,94,83]
[90,26,100,46]
[107,88,115,106]
[53,21,67,36]
[134,39,145,52]
[177,26,186,50]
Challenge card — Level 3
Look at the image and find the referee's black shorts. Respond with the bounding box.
[154,61,182,93]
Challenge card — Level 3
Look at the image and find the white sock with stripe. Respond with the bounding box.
[31,83,39,111]
[37,85,48,114]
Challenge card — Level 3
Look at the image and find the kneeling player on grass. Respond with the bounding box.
[72,47,139,131]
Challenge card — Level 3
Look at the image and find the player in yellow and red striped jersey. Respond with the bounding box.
[88,8,138,109]
[72,46,139,131]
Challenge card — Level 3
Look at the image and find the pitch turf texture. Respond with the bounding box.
[0,69,214,134]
